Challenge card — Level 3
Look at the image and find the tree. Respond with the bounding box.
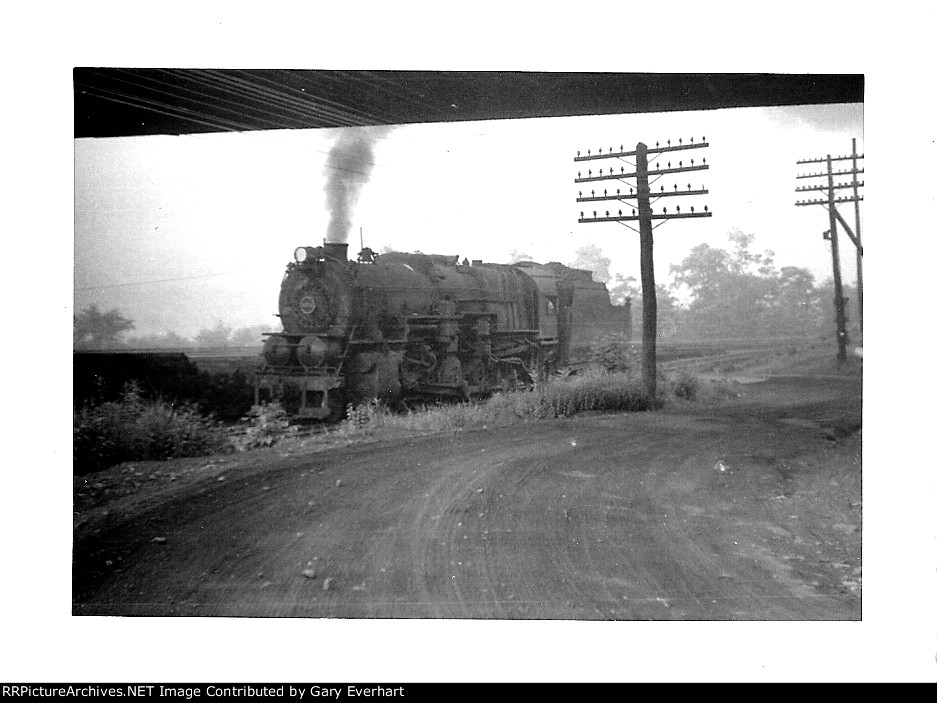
[607,274,639,306]
[195,320,233,348]
[727,229,776,277]
[670,243,731,297]
[774,266,818,337]
[670,231,788,339]
[229,324,266,347]
[126,330,194,349]
[74,304,134,349]
[610,277,683,338]
[569,244,611,283]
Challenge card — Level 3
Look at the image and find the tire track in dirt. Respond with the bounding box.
[74,377,861,620]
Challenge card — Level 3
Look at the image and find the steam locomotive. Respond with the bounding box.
[255,242,629,420]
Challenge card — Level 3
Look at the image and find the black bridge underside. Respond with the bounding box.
[74,70,863,138]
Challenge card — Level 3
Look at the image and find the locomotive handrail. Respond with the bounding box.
[334,325,357,376]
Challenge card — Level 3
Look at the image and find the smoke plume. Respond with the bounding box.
[323,128,389,243]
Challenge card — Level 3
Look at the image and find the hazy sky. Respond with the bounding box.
[75,102,863,338]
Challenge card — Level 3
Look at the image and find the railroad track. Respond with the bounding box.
[659,347,776,372]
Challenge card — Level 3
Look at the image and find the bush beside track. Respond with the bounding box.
[77,336,819,475]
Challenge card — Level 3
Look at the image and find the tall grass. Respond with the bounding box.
[334,370,652,437]
[74,371,655,472]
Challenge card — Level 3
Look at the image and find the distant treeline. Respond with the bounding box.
[73,309,268,351]
[602,230,860,341]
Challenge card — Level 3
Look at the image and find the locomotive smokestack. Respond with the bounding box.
[323,128,389,244]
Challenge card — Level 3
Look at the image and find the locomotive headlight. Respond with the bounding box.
[294,246,310,263]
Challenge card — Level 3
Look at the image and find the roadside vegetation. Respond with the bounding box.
[76,328,857,475]
[335,368,652,438]
[81,330,807,474]
[73,384,228,475]
[74,363,665,474]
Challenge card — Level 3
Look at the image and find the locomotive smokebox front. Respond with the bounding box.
[278,253,354,338]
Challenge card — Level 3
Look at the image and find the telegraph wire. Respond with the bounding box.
[75,270,249,291]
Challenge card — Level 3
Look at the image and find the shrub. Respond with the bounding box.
[533,371,652,417]
[73,384,227,474]
[231,402,294,451]
[326,372,651,440]
[587,333,638,374]
[672,372,700,401]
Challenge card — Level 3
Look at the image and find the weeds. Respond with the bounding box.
[73,383,227,475]
[672,372,699,401]
[587,333,638,374]
[75,371,655,472]
[331,370,652,438]
[230,402,295,451]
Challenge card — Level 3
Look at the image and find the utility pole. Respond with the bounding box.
[795,143,864,361]
[850,138,863,337]
[575,138,712,400]
[635,143,656,393]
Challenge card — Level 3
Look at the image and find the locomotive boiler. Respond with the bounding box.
[255,242,563,420]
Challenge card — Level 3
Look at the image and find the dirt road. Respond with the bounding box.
[73,375,861,620]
